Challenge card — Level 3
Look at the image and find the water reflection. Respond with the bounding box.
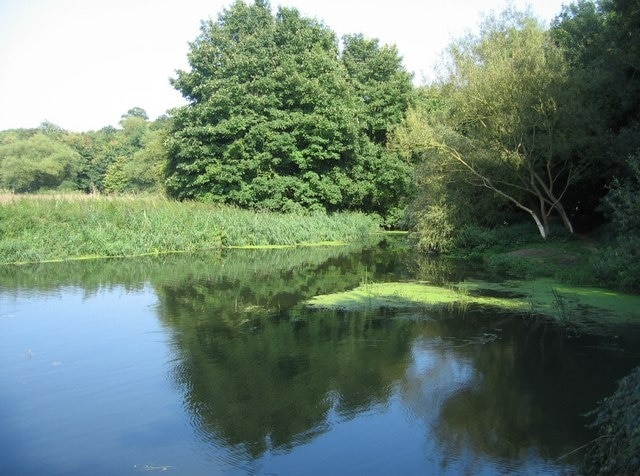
[151,242,638,472]
[169,312,412,457]
[154,243,413,457]
[2,238,639,475]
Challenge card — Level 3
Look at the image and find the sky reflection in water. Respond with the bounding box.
[1,242,638,475]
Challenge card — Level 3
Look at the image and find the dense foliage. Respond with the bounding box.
[392,10,585,247]
[165,1,413,222]
[0,110,167,194]
[0,0,639,270]
[0,132,83,192]
[549,0,640,292]
[385,0,640,257]
[583,366,640,475]
[591,153,640,292]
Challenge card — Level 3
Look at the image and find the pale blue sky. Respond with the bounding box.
[0,0,568,132]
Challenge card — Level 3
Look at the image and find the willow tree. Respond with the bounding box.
[398,11,577,239]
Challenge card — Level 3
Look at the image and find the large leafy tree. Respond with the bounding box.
[555,0,640,140]
[553,0,640,291]
[166,0,413,218]
[551,0,640,223]
[395,10,577,239]
[342,34,414,144]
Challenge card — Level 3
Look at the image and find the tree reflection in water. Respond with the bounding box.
[4,238,639,474]
[150,241,639,471]
[155,241,411,456]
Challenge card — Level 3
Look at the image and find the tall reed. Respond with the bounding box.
[0,194,379,264]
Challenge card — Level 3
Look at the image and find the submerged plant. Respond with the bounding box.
[551,288,568,321]
[450,282,471,315]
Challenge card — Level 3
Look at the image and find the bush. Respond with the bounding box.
[0,133,82,192]
[591,235,640,293]
[410,203,456,253]
[454,221,558,254]
[583,366,640,475]
[601,152,640,235]
[594,152,640,292]
[486,254,541,278]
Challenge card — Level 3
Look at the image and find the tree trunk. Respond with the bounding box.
[539,197,550,239]
[530,211,549,239]
[554,202,575,234]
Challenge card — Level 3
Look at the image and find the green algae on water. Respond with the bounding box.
[464,278,640,325]
[304,281,528,313]
[304,278,640,331]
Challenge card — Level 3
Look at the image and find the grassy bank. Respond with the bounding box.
[0,193,380,264]
[440,222,604,286]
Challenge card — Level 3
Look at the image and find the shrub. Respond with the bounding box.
[591,235,640,293]
[583,366,640,475]
[593,152,640,292]
[410,203,456,253]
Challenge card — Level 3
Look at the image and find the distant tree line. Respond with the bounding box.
[0,107,167,195]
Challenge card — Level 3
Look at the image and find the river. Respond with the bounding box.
[1,238,638,475]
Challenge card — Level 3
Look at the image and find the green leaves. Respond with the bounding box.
[394,11,579,242]
[342,34,414,144]
[166,1,414,222]
[0,133,83,192]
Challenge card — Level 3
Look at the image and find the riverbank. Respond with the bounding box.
[302,225,640,332]
[0,193,380,264]
[440,222,606,286]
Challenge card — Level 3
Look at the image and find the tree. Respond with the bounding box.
[73,109,162,194]
[392,87,514,251]
[342,34,414,144]
[121,107,149,121]
[551,0,640,226]
[395,10,577,239]
[166,0,413,219]
[0,133,83,192]
[103,125,168,194]
[340,34,416,224]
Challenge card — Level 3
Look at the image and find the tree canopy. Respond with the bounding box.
[165,0,414,220]
[1,0,639,265]
[0,132,82,192]
[393,10,578,241]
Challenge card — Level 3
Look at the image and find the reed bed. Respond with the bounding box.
[0,194,379,264]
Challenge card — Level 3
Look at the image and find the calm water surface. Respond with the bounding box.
[1,240,639,475]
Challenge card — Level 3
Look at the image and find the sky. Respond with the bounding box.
[0,0,568,132]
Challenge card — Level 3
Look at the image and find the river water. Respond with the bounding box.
[1,238,638,475]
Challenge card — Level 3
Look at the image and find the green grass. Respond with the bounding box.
[0,194,379,264]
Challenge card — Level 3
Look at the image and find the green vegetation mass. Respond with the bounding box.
[304,278,640,331]
[0,194,378,264]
